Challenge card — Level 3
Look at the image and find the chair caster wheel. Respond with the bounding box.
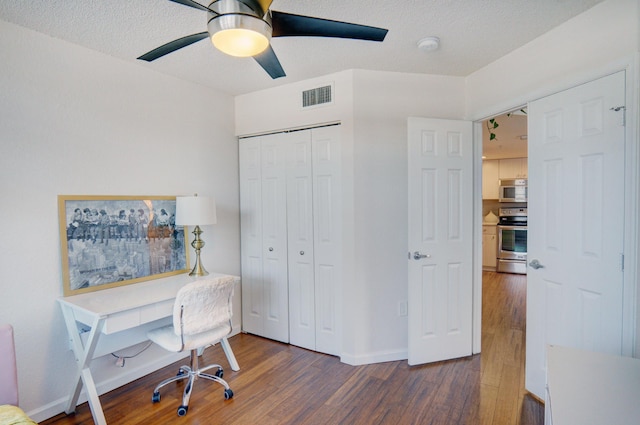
[215,367,224,378]
[177,405,188,416]
[224,388,234,400]
[151,392,160,403]
[176,369,186,377]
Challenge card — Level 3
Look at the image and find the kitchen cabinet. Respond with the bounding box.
[482,225,497,269]
[239,125,341,356]
[482,160,500,199]
[498,157,528,179]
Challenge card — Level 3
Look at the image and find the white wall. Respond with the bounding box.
[235,70,466,364]
[347,70,465,363]
[0,20,240,421]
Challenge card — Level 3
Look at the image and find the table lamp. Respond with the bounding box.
[175,194,217,277]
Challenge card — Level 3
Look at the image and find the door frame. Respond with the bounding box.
[470,56,639,357]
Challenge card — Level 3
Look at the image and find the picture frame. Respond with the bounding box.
[58,195,190,296]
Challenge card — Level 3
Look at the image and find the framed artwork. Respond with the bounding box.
[58,195,190,296]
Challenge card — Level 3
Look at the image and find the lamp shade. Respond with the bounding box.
[175,195,217,226]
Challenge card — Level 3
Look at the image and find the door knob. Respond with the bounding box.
[529,259,544,269]
[413,251,431,260]
[299,251,305,255]
[268,247,274,252]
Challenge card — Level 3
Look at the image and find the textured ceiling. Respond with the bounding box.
[0,0,603,96]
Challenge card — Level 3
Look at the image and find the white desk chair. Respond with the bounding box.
[147,276,236,417]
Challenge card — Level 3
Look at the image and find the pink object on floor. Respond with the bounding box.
[0,323,19,406]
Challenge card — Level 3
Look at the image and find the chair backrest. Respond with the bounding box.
[173,276,235,337]
[0,324,19,406]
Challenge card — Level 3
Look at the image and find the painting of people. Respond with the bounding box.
[58,195,189,295]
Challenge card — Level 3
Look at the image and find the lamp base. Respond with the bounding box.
[188,225,209,277]
[188,259,209,277]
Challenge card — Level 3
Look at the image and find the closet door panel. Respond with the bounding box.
[287,131,316,350]
[260,134,289,342]
[312,126,341,356]
[316,263,336,352]
[239,138,264,335]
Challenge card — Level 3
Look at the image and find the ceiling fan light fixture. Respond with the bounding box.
[137,0,388,80]
[208,14,271,57]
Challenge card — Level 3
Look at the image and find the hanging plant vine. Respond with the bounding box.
[486,118,499,141]
[486,109,527,141]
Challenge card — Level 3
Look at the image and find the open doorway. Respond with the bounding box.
[478,110,540,419]
[481,109,528,274]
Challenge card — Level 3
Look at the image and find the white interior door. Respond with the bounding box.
[526,71,626,399]
[407,117,474,365]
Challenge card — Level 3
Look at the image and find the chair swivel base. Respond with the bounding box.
[151,350,234,416]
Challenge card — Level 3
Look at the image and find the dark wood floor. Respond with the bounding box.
[41,271,542,425]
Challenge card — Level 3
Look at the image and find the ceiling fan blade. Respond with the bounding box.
[168,0,213,13]
[253,45,286,79]
[138,32,209,61]
[271,11,388,41]
[236,0,273,16]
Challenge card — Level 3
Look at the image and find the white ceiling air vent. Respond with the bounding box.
[302,84,333,108]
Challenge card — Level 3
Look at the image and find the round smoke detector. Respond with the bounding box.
[417,37,440,52]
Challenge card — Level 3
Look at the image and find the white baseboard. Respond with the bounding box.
[27,349,188,422]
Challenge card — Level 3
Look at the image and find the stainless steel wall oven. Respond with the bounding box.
[497,207,527,274]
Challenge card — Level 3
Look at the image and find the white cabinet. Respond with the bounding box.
[498,158,528,179]
[482,225,497,269]
[482,160,500,199]
[546,345,640,425]
[239,126,341,356]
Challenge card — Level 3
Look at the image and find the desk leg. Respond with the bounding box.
[220,337,239,371]
[82,366,107,425]
[60,305,107,425]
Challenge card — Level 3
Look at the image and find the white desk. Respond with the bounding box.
[58,273,240,425]
[546,345,640,425]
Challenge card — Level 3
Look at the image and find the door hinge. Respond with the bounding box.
[621,253,625,272]
[610,106,626,126]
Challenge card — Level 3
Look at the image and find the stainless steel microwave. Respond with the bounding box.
[499,179,527,202]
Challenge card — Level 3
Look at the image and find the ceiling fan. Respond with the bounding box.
[138,0,388,79]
